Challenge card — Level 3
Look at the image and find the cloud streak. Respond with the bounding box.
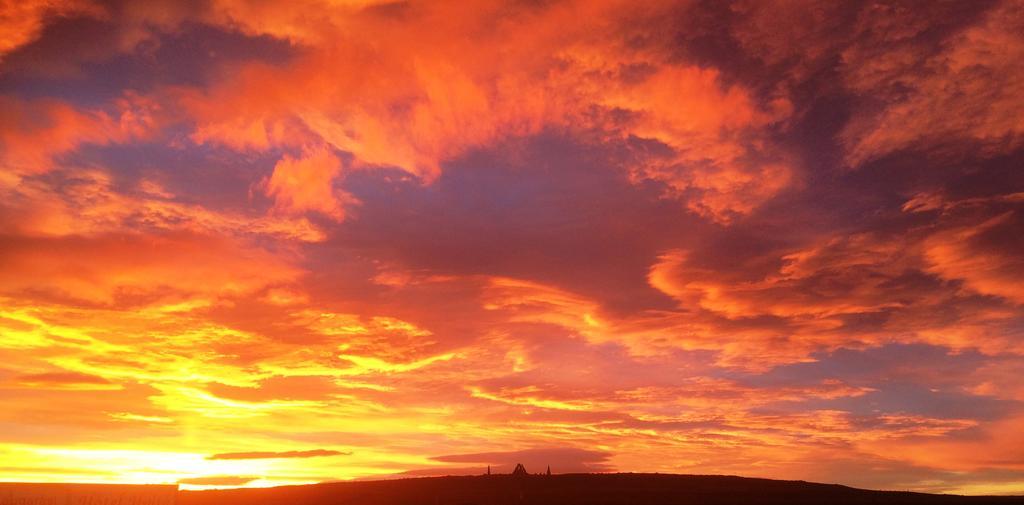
[207,450,350,460]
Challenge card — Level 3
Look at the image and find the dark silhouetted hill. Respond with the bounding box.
[180,473,1024,505]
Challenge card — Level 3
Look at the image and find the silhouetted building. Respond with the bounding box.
[512,463,528,476]
[546,465,551,476]
[486,465,491,476]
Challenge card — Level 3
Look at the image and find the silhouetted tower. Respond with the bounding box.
[487,465,491,475]
[546,465,551,476]
[512,463,528,476]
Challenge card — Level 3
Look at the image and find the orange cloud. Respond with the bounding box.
[260,147,351,221]
[10,371,118,391]
[178,476,257,486]
[641,228,1024,364]
[207,449,349,460]
[595,63,793,221]
[0,232,300,305]
[1,169,326,241]
[481,277,605,334]
[728,0,1024,168]
[923,211,1024,305]
[177,0,794,219]
[0,0,101,58]
[841,0,1024,166]
[648,238,910,321]
[0,95,155,178]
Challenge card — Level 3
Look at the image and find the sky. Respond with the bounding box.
[1,0,1023,495]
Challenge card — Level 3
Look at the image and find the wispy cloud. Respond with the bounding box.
[207,449,350,460]
[178,476,258,486]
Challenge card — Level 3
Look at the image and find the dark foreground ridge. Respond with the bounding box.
[181,473,1024,505]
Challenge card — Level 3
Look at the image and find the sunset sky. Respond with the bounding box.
[1,0,1023,495]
